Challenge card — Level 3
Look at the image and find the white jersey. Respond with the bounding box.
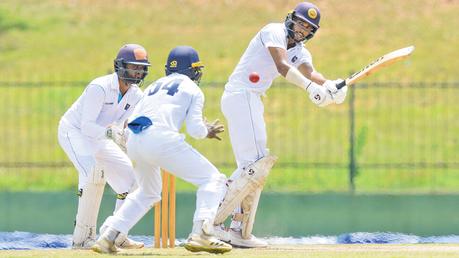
[226,23,314,93]
[60,73,143,139]
[128,73,208,139]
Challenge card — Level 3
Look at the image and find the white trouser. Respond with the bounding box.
[57,123,136,193]
[221,88,269,229]
[102,128,227,235]
[221,89,269,172]
[58,122,136,246]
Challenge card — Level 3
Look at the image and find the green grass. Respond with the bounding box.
[0,0,457,82]
[3,165,459,193]
[2,245,459,258]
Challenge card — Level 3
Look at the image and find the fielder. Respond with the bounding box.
[92,46,232,254]
[214,2,348,248]
[57,44,150,249]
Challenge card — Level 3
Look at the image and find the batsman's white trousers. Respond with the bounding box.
[57,122,136,193]
[221,88,270,229]
[102,128,227,235]
[221,88,269,178]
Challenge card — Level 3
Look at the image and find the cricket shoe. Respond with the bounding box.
[213,225,268,248]
[100,224,144,249]
[91,236,120,254]
[115,235,144,249]
[184,233,232,254]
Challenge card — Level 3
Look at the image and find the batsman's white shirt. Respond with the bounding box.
[226,23,313,93]
[223,23,313,179]
[102,73,227,235]
[58,73,142,192]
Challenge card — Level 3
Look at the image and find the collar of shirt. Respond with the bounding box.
[118,92,123,103]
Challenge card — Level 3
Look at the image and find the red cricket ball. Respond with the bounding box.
[249,72,260,83]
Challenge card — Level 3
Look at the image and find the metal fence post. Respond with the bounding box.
[348,84,357,192]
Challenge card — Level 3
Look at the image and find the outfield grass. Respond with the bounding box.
[2,245,459,258]
[0,0,457,82]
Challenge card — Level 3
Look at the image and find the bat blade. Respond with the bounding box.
[337,46,414,89]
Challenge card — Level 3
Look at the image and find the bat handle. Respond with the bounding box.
[336,80,346,90]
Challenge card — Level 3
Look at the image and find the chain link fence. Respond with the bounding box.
[0,81,458,192]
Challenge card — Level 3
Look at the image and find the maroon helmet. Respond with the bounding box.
[114,44,150,85]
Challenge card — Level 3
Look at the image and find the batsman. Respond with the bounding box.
[214,2,348,248]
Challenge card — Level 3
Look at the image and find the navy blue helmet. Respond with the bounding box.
[285,2,321,43]
[165,46,204,84]
[114,44,150,85]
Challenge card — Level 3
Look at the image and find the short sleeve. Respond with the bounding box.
[259,24,287,50]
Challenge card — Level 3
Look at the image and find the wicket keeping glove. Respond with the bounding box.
[106,124,127,152]
[205,118,225,141]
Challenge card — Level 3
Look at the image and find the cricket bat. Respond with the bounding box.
[336,46,415,89]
